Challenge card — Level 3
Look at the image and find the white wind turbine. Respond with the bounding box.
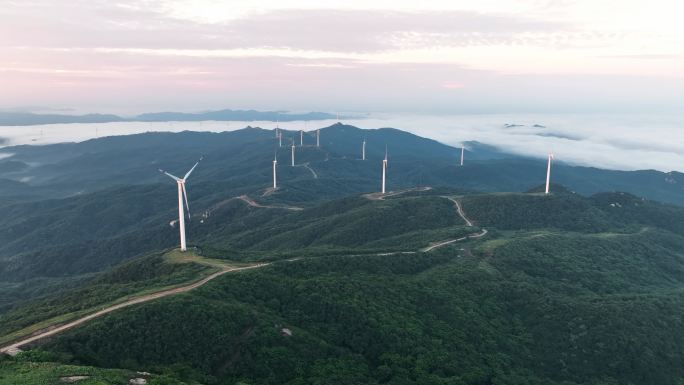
[545,152,554,194]
[381,146,388,194]
[460,145,465,166]
[291,138,296,166]
[159,158,202,251]
[300,130,304,146]
[316,129,320,147]
[362,139,366,160]
[273,151,278,189]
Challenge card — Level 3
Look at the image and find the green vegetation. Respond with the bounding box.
[0,195,472,345]
[0,251,213,345]
[3,127,684,311]
[3,127,684,384]
[41,233,684,384]
[198,195,469,254]
[0,191,676,385]
[461,190,684,234]
[0,352,195,384]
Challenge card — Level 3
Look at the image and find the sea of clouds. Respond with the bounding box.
[0,113,682,172]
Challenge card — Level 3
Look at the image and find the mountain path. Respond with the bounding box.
[421,196,487,252]
[237,195,303,211]
[294,162,318,179]
[363,186,432,201]
[0,262,268,356]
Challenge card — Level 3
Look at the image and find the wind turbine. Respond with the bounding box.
[273,151,278,189]
[460,145,465,166]
[291,138,296,166]
[278,132,282,147]
[362,139,366,160]
[381,146,388,194]
[159,158,202,252]
[545,152,554,194]
[300,130,304,146]
[316,129,320,147]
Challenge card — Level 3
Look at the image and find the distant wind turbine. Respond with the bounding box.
[382,146,388,194]
[316,129,320,147]
[362,139,366,160]
[460,145,465,166]
[159,158,202,251]
[278,132,282,147]
[273,151,278,189]
[545,152,554,194]
[291,139,296,166]
[300,130,304,146]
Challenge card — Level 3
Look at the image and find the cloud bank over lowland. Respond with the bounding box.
[1,1,683,114]
[1,113,683,173]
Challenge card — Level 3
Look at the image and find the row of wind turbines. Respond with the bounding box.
[160,126,555,251]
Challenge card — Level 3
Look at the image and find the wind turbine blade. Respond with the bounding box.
[182,183,191,220]
[184,157,203,180]
[159,169,181,181]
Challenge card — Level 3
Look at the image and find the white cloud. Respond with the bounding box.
[0,1,682,113]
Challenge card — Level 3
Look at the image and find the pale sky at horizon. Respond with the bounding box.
[1,0,683,114]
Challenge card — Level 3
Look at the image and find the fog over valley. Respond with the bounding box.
[2,112,683,172]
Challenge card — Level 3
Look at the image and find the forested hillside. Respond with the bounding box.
[2,126,684,385]
[0,189,683,384]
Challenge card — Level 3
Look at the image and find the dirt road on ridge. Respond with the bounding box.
[0,263,267,355]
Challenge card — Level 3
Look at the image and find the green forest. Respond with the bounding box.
[2,127,684,384]
[0,190,682,384]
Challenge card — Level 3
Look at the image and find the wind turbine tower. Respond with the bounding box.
[381,146,388,194]
[545,152,554,194]
[160,158,202,251]
[300,130,304,146]
[316,129,320,147]
[273,152,278,189]
[362,139,366,160]
[460,145,465,166]
[291,139,296,166]
[278,132,282,147]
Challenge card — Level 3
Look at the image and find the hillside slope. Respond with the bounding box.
[3,190,683,385]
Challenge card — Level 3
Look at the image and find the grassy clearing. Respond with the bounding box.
[0,359,194,384]
[163,248,245,269]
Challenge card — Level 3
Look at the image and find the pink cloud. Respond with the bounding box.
[442,81,465,89]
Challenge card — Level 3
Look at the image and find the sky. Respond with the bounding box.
[1,0,683,115]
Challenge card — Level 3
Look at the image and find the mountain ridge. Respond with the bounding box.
[0,109,336,126]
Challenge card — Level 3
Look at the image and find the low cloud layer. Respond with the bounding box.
[2,113,683,173]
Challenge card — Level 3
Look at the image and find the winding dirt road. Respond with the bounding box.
[447,197,473,227]
[0,263,268,356]
[237,195,303,211]
[299,163,318,179]
[364,186,433,201]
[421,196,487,252]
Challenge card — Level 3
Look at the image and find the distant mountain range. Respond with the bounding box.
[0,109,337,126]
